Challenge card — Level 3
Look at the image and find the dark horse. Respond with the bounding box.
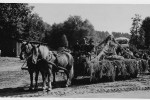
[31,44,74,89]
[19,42,39,90]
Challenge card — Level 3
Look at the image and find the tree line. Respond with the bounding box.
[130,14,150,51]
[2,3,149,52]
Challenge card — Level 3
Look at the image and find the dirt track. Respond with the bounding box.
[1,57,150,98]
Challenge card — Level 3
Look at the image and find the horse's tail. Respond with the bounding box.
[66,52,74,79]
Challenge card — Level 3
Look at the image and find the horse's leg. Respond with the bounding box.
[41,72,47,90]
[52,71,55,83]
[34,69,39,90]
[64,70,70,87]
[52,71,56,87]
[69,65,74,86]
[65,65,74,87]
[29,70,34,90]
[47,69,52,91]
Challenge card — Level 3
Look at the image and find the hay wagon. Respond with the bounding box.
[73,35,149,83]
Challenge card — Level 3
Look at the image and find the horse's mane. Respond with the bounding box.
[39,45,50,51]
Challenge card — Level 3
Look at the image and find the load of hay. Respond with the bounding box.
[123,59,139,78]
[111,60,128,80]
[75,56,147,83]
[87,60,116,82]
[94,35,143,78]
[88,59,139,82]
[73,35,149,84]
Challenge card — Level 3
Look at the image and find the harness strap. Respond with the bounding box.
[45,59,68,71]
[37,52,67,71]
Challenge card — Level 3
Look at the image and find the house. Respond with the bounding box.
[0,38,22,57]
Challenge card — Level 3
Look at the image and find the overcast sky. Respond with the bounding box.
[29,4,150,33]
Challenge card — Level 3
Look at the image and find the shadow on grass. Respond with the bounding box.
[0,74,144,97]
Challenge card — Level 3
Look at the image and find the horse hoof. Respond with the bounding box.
[34,87,38,91]
[29,87,34,91]
[42,87,47,90]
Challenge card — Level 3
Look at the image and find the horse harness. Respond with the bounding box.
[38,51,68,71]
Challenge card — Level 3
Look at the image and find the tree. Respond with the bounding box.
[112,32,130,39]
[0,3,33,56]
[47,23,64,49]
[63,15,95,48]
[0,3,33,40]
[24,13,43,41]
[129,14,144,49]
[141,17,150,48]
[46,15,95,50]
[94,31,110,43]
[23,13,52,42]
[43,22,52,43]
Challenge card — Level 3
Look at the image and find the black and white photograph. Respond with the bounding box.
[1,0,150,98]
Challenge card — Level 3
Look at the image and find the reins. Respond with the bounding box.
[21,54,32,70]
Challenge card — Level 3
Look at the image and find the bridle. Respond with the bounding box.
[21,43,32,59]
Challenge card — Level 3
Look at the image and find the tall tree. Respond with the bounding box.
[141,17,150,48]
[47,23,64,49]
[129,14,144,48]
[24,13,43,41]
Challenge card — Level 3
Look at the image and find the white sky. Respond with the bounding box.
[28,2,150,33]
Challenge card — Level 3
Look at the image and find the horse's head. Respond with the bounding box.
[20,41,32,60]
[31,44,40,64]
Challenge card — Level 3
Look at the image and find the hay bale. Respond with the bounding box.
[123,59,139,78]
[88,60,116,82]
[88,61,103,82]
[112,60,129,80]
[101,60,116,82]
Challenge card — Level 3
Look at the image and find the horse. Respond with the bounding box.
[19,41,39,90]
[31,44,74,89]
